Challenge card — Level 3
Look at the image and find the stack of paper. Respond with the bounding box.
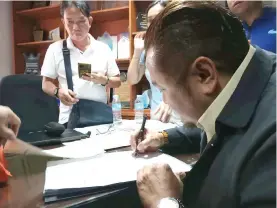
[43,143,105,159]
[111,120,178,132]
[63,130,131,151]
[43,151,191,203]
[64,119,179,151]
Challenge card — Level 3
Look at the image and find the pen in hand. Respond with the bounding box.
[135,115,147,156]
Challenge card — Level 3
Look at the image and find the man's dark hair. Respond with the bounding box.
[146,0,170,14]
[60,1,90,18]
[145,1,249,82]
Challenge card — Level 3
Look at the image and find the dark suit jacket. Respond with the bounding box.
[174,47,276,208]
[161,126,202,154]
[74,48,275,208]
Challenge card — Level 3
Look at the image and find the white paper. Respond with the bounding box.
[97,130,131,150]
[64,120,178,150]
[74,125,98,135]
[44,151,191,190]
[63,130,131,151]
[43,143,105,159]
[74,120,178,137]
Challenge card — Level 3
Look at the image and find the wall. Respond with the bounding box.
[0,1,12,77]
[264,0,276,7]
[217,0,276,8]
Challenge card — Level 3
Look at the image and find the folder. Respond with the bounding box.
[43,151,191,203]
[18,129,90,147]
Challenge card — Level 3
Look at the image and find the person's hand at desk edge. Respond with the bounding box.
[131,119,188,208]
[0,106,21,184]
[137,163,185,208]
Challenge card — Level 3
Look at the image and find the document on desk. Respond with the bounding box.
[63,130,132,151]
[43,143,105,159]
[64,120,179,150]
[44,151,191,202]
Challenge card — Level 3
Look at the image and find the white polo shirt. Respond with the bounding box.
[41,34,120,124]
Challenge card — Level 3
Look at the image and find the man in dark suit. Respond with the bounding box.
[131,1,276,207]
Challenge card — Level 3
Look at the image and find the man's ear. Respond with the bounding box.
[190,56,218,95]
[89,16,93,27]
[61,18,65,25]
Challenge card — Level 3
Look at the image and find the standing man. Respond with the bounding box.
[41,1,121,127]
[132,1,276,207]
[227,0,276,53]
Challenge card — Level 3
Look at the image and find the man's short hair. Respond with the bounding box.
[145,1,249,82]
[60,1,90,18]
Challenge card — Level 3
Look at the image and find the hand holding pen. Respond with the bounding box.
[134,116,147,156]
[130,122,166,154]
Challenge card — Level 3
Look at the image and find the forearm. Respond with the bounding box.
[161,126,202,154]
[127,49,145,85]
[42,77,58,97]
[106,76,121,88]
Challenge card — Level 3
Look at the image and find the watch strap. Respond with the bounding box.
[176,198,185,208]
[54,87,60,98]
[101,76,109,86]
[158,197,185,208]
[159,130,169,145]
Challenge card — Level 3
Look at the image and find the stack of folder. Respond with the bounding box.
[43,151,191,204]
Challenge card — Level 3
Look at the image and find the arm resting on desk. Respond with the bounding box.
[161,126,202,154]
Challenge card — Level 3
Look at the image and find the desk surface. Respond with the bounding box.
[0,141,199,208]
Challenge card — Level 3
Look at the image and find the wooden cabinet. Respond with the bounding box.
[11,1,153,119]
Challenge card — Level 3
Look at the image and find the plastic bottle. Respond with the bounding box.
[112,95,122,125]
[134,95,144,124]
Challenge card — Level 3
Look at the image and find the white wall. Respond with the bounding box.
[0,1,12,77]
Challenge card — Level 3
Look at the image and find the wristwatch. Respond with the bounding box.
[157,197,184,208]
[101,76,109,86]
[54,87,60,98]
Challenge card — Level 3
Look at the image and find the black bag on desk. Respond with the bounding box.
[62,40,113,129]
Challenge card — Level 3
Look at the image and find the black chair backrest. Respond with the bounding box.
[0,75,59,134]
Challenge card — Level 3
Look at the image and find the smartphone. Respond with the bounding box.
[78,63,91,78]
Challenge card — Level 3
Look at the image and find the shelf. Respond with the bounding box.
[132,32,139,36]
[91,6,129,22]
[17,41,128,65]
[132,31,146,36]
[17,40,57,48]
[116,58,129,67]
[16,5,129,22]
[122,109,151,119]
[16,4,60,19]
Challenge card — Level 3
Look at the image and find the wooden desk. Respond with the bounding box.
[0,142,200,208]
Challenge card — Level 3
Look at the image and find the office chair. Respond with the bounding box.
[0,74,59,144]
